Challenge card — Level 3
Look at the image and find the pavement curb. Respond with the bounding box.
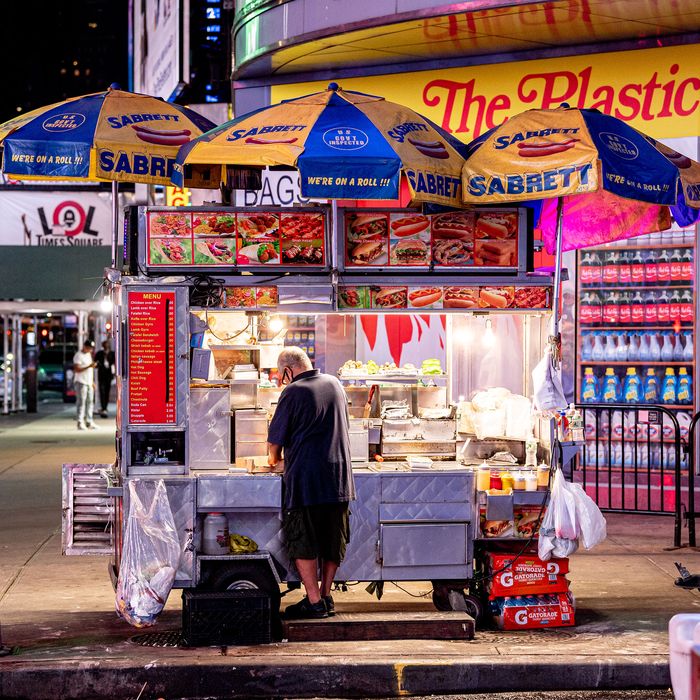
[0,655,671,699]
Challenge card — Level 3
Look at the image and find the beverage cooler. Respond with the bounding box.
[575,227,697,475]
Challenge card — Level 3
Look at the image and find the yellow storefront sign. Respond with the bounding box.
[271,44,700,141]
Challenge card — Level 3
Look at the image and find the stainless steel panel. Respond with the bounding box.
[382,419,422,441]
[197,475,281,510]
[381,473,474,503]
[381,441,457,458]
[379,502,472,522]
[235,409,269,436]
[420,419,457,442]
[230,382,257,408]
[190,387,230,469]
[235,440,268,458]
[380,523,468,568]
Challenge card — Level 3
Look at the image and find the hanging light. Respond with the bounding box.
[100,297,113,313]
[269,316,284,333]
[482,317,496,348]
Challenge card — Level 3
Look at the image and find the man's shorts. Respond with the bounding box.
[283,502,350,563]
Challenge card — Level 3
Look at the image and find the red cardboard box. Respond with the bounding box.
[487,553,570,597]
[491,592,575,630]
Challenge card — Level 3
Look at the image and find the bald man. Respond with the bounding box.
[267,347,355,619]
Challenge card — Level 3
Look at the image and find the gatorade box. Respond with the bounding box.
[491,592,575,630]
[487,553,569,597]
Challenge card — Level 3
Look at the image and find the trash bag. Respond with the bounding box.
[570,482,607,549]
[532,350,567,412]
[538,469,579,561]
[115,480,181,627]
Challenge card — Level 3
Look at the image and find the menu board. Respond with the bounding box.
[337,285,550,310]
[127,291,177,425]
[343,208,521,270]
[146,208,327,268]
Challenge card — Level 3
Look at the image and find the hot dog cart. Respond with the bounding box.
[62,203,556,620]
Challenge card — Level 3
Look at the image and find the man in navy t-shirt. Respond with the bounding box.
[268,347,355,619]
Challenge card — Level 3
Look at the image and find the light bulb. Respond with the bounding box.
[6,352,14,361]
[482,318,496,348]
[453,325,473,345]
[100,298,113,312]
[269,316,284,333]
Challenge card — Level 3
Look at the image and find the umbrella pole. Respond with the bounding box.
[111,181,119,269]
[550,196,565,367]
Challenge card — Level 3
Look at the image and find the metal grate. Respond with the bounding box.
[130,629,184,647]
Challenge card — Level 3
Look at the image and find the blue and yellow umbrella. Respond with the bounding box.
[173,83,468,208]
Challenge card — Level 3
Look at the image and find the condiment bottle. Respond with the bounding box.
[490,470,503,490]
[477,462,491,491]
[525,434,538,467]
[500,470,514,492]
[513,471,526,491]
[537,463,551,490]
[525,471,538,492]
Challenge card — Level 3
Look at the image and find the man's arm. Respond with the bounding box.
[268,443,283,466]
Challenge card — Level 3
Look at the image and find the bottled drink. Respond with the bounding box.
[603,291,619,324]
[618,251,631,285]
[661,368,677,404]
[672,333,685,362]
[615,332,629,361]
[623,367,641,403]
[644,249,658,284]
[683,332,694,362]
[660,332,674,362]
[581,367,599,403]
[639,333,652,362]
[680,290,694,322]
[628,332,640,361]
[591,333,606,361]
[631,250,645,285]
[649,332,662,361]
[603,251,619,284]
[644,291,658,324]
[602,368,621,403]
[677,367,693,405]
[670,249,683,283]
[580,251,602,284]
[631,291,645,323]
[580,292,603,326]
[657,290,670,323]
[681,249,694,282]
[643,368,659,403]
[618,292,631,324]
[581,333,593,361]
[657,249,671,283]
[603,333,617,362]
[669,290,682,322]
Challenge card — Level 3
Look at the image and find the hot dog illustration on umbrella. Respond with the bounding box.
[173,82,469,209]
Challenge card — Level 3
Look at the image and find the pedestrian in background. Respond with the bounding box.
[73,340,98,430]
[94,340,115,418]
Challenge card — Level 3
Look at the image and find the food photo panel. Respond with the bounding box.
[370,286,408,309]
[193,238,236,265]
[149,237,193,265]
[237,212,280,265]
[473,210,518,267]
[338,286,369,310]
[431,210,475,267]
[345,212,389,267]
[408,286,444,309]
[192,212,236,237]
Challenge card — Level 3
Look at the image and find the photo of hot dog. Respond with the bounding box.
[346,213,389,242]
[474,240,516,266]
[408,287,443,308]
[407,136,450,159]
[517,137,578,158]
[443,287,478,309]
[390,238,429,266]
[479,287,514,309]
[132,124,192,146]
[390,214,430,237]
[348,239,387,266]
[244,136,298,145]
[475,212,518,239]
[371,287,407,309]
[431,211,475,241]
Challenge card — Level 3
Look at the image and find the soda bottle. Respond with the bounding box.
[657,249,671,283]
[631,291,645,324]
[579,292,592,325]
[603,251,619,284]
[618,292,631,324]
[631,249,645,285]
[618,250,632,285]
[644,290,658,324]
[580,251,602,285]
[669,290,682,322]
[670,249,683,283]
[644,249,658,284]
[657,289,670,323]
[603,291,619,324]
[680,290,694,323]
[681,249,694,282]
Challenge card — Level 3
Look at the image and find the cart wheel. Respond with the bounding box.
[207,563,281,611]
[432,584,483,621]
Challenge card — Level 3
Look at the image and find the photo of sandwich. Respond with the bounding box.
[347,239,387,266]
[474,239,517,266]
[390,238,429,266]
[475,211,518,239]
[345,213,389,242]
[443,287,479,308]
[481,517,514,538]
[371,286,408,309]
[514,507,542,538]
[390,213,430,238]
[479,287,515,309]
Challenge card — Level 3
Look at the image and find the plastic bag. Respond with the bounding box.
[538,469,579,561]
[532,350,567,412]
[115,480,181,628]
[570,482,607,549]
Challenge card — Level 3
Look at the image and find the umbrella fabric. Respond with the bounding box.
[461,105,700,250]
[173,84,468,208]
[0,87,217,186]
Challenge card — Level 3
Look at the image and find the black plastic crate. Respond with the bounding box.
[182,589,272,646]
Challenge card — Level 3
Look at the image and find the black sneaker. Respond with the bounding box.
[283,597,328,620]
[323,595,335,616]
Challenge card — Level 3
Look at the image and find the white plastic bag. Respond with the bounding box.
[538,469,579,561]
[115,480,181,627]
[532,350,567,412]
[570,482,607,549]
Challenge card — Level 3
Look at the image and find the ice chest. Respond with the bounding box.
[181,589,272,646]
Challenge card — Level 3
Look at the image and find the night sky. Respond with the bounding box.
[2,1,128,123]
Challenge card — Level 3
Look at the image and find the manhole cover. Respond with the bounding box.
[130,630,184,647]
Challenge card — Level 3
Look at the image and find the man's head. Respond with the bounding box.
[102,340,111,351]
[83,340,95,352]
[277,346,312,385]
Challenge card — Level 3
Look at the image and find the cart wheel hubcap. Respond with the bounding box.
[226,579,259,591]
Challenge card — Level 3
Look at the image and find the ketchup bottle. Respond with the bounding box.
[644,249,658,284]
[618,292,632,324]
[618,251,632,285]
[631,250,645,285]
[657,249,671,283]
[603,251,619,285]
[644,290,658,324]
[670,249,683,284]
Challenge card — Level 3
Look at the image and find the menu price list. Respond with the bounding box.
[128,291,177,425]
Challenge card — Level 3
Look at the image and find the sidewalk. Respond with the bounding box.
[0,405,698,699]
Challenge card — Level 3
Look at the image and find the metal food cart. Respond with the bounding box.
[62,203,555,620]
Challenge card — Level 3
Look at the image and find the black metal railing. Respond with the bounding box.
[575,403,684,547]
